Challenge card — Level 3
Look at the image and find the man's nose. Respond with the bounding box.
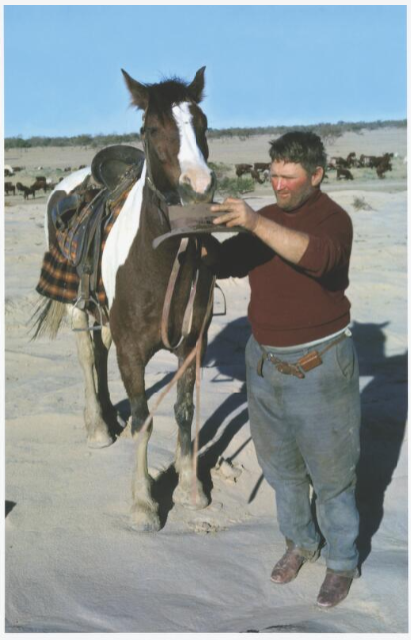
[276,177,283,190]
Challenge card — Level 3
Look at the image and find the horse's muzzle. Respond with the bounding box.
[178,171,216,205]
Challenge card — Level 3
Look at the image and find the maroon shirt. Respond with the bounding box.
[215,189,353,347]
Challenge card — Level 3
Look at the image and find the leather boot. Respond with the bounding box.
[270,548,307,584]
[316,569,354,608]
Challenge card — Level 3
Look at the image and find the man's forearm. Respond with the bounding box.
[211,197,310,266]
[253,214,309,264]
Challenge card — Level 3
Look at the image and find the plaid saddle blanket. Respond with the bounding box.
[36,182,135,307]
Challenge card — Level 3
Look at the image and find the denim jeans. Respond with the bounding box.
[245,332,361,574]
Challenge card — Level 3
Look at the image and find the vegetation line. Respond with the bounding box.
[4,119,407,149]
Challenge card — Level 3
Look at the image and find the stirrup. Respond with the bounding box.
[71,294,104,332]
[213,282,227,317]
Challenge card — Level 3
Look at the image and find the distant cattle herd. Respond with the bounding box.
[3,165,82,199]
[3,150,404,199]
[235,151,399,184]
[326,151,395,180]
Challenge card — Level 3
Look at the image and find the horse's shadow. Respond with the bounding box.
[147,317,252,528]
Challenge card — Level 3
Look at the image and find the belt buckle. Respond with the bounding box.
[276,362,305,379]
[277,362,292,375]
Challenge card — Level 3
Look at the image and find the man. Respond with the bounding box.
[205,131,361,609]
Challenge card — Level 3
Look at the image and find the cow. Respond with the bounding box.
[16,182,35,199]
[30,178,50,193]
[235,163,253,178]
[250,168,265,184]
[376,158,392,179]
[5,181,16,195]
[253,162,270,172]
[337,168,354,181]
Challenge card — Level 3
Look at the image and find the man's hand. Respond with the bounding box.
[211,197,260,232]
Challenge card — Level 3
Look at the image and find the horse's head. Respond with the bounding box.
[122,67,216,206]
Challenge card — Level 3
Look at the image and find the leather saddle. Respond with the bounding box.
[50,145,145,317]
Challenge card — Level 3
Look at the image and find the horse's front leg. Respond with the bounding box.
[173,356,208,510]
[70,307,113,449]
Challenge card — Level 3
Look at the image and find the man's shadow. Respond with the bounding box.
[352,321,408,568]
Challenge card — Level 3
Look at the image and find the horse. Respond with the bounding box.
[33,67,217,532]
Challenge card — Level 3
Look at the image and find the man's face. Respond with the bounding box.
[270,160,323,212]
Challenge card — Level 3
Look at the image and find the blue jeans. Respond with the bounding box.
[245,333,361,574]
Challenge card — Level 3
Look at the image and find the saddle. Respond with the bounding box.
[51,145,145,319]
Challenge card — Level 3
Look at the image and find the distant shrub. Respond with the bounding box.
[217,176,255,196]
[352,197,373,211]
[4,119,406,148]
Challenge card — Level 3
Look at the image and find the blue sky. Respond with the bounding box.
[4,5,407,138]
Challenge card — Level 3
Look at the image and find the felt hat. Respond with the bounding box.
[153,202,247,249]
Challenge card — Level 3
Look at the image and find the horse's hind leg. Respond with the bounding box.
[173,357,208,509]
[70,307,113,448]
[116,347,160,532]
[93,325,122,427]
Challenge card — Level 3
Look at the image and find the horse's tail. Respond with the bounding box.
[30,297,67,340]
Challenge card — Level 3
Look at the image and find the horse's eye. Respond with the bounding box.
[146,127,158,135]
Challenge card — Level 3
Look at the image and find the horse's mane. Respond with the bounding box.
[147,75,204,108]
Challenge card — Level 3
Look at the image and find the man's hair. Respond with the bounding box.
[269,131,327,175]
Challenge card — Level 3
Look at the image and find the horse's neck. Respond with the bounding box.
[139,184,171,243]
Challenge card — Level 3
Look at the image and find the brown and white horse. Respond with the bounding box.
[35,67,216,531]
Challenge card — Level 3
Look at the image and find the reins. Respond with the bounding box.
[161,237,202,350]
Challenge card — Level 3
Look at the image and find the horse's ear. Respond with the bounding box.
[187,66,206,103]
[121,69,149,111]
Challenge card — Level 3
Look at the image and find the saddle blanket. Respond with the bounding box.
[36,182,134,307]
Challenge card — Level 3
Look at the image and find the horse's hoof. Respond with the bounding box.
[173,484,209,510]
[130,505,161,532]
[86,431,113,449]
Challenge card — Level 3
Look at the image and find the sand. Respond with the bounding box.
[4,128,408,633]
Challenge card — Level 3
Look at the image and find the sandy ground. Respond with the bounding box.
[4,129,408,633]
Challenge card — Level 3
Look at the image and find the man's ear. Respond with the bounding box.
[311,166,324,187]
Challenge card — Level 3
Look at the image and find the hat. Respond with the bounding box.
[152,202,248,249]
[91,145,145,191]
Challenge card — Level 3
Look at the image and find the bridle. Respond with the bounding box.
[140,112,181,208]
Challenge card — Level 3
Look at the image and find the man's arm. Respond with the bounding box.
[211,197,309,265]
[201,226,275,278]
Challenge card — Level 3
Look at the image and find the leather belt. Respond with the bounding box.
[257,331,349,379]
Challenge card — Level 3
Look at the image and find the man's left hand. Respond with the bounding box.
[211,197,260,232]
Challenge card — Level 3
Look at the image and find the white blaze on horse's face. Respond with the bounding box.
[172,102,213,197]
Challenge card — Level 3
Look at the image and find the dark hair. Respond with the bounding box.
[269,131,327,175]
